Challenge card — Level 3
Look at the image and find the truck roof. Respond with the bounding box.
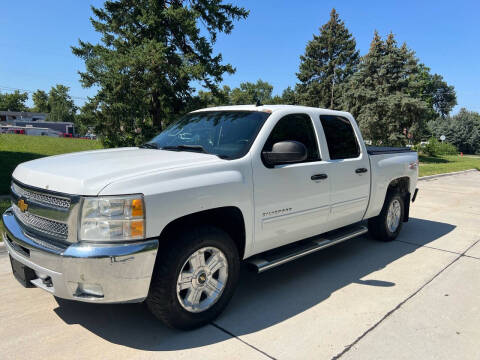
[191,104,352,117]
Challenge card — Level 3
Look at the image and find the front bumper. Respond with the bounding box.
[2,208,158,303]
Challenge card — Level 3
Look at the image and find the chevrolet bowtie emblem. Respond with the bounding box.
[18,199,28,212]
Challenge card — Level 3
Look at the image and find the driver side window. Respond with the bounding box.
[263,113,320,162]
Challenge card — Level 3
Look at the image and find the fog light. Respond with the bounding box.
[34,270,49,280]
[77,283,104,298]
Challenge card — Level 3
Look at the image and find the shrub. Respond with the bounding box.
[428,109,480,154]
[421,137,457,156]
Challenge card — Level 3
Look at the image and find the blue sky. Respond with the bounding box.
[1,0,478,113]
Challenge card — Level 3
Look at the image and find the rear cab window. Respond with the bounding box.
[319,115,360,160]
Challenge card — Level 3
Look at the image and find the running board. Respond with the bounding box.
[247,224,368,273]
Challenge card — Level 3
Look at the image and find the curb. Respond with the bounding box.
[418,168,479,181]
[0,195,9,200]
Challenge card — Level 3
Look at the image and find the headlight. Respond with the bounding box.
[79,195,145,241]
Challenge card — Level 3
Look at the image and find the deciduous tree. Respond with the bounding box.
[429,108,480,154]
[230,79,273,105]
[47,85,77,122]
[271,86,297,105]
[0,90,28,112]
[416,64,457,118]
[32,90,50,113]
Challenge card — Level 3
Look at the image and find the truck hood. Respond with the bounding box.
[12,147,223,195]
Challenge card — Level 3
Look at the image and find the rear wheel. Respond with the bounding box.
[146,225,240,330]
[368,192,405,241]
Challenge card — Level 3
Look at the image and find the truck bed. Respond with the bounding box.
[367,146,413,155]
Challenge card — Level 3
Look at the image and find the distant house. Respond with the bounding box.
[0,110,48,122]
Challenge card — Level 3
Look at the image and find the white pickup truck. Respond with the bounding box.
[2,105,419,329]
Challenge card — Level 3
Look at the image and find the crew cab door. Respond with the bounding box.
[318,115,370,228]
[251,112,331,253]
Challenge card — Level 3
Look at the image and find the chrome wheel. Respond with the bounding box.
[176,247,228,313]
[386,199,401,233]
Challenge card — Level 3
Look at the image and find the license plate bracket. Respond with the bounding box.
[9,255,36,288]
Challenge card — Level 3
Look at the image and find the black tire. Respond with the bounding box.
[368,192,405,242]
[146,225,240,330]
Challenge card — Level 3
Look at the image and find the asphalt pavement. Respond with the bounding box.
[1,171,479,360]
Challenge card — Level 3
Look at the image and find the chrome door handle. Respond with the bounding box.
[355,168,368,174]
[311,174,328,181]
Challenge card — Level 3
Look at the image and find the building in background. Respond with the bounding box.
[0,125,61,137]
[0,111,48,122]
[0,111,75,137]
[12,121,75,136]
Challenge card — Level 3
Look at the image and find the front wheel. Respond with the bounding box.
[146,225,240,330]
[368,192,405,241]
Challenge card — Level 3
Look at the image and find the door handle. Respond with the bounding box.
[311,174,328,181]
[355,168,368,174]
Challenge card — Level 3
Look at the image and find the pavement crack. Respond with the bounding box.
[396,239,480,261]
[395,240,464,256]
[331,239,480,360]
[211,322,277,360]
[463,254,480,260]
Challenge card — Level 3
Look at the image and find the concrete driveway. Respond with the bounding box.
[1,171,479,360]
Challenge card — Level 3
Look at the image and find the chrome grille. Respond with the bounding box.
[13,205,68,240]
[12,182,70,209]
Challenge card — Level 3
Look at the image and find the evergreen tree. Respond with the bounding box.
[296,8,359,109]
[73,0,248,147]
[343,32,429,145]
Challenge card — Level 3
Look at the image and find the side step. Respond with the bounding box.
[247,224,368,273]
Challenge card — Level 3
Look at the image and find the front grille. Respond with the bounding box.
[12,182,70,209]
[13,204,69,240]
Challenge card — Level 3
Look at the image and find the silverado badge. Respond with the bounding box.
[17,199,28,213]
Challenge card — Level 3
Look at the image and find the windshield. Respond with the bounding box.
[148,111,271,159]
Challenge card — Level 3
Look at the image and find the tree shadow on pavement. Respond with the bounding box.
[53,217,455,351]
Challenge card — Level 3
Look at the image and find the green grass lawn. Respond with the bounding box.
[419,154,480,177]
[0,134,103,195]
[1,133,479,196]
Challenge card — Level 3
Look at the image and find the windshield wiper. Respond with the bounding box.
[161,145,208,154]
[139,143,159,149]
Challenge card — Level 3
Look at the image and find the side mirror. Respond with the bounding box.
[262,140,308,167]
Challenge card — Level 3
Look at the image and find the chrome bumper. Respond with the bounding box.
[2,208,158,303]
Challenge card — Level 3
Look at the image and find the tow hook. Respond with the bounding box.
[42,277,53,288]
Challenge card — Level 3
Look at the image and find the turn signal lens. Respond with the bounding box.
[131,199,144,217]
[130,221,144,237]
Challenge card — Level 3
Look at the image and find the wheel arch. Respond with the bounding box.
[386,176,411,222]
[158,206,246,259]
